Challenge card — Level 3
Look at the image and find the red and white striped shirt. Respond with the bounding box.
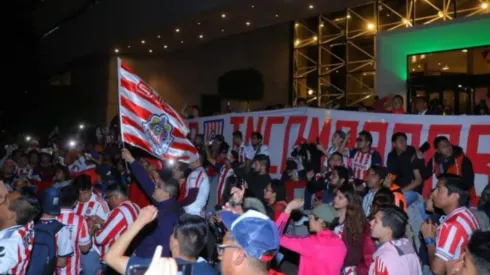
[39,218,74,259]
[217,165,234,205]
[232,143,246,163]
[56,209,92,275]
[334,224,356,275]
[0,222,34,275]
[184,167,210,215]
[349,149,381,180]
[74,193,110,220]
[95,200,140,258]
[436,207,479,261]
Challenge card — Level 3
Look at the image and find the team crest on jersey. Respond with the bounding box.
[143,114,174,156]
[203,119,224,142]
[85,208,92,215]
[23,230,33,247]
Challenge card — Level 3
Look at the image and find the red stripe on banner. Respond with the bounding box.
[121,115,144,132]
[120,77,137,93]
[173,141,198,154]
[123,133,152,153]
[121,62,134,73]
[163,153,190,161]
[121,96,153,120]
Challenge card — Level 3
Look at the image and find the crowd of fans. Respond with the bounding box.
[1,106,490,275]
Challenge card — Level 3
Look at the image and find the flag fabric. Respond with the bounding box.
[118,59,198,162]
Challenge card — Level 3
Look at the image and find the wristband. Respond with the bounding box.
[424,237,436,245]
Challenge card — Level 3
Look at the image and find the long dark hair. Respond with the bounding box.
[337,183,367,245]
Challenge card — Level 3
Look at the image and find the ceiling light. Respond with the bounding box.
[309,4,314,9]
[418,65,421,68]
[197,22,201,25]
[181,40,184,44]
[221,13,226,18]
[295,23,299,28]
[308,89,314,95]
[246,21,251,26]
[127,45,131,49]
[275,14,279,18]
[320,23,324,27]
[294,39,300,46]
[462,49,468,53]
[412,68,415,71]
[114,48,119,53]
[367,23,375,30]
[175,28,180,33]
[421,54,425,59]
[149,49,153,53]
[438,63,441,65]
[438,11,444,18]
[199,34,204,39]
[164,45,168,49]
[313,36,318,41]
[157,35,161,39]
[442,65,449,70]
[481,2,489,9]
[346,14,351,19]
[458,84,462,88]
[141,40,145,44]
[221,29,225,32]
[250,5,255,8]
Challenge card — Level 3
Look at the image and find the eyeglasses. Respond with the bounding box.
[216,244,240,256]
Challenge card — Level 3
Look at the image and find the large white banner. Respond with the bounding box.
[188,108,490,195]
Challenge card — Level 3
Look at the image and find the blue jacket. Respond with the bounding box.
[130,161,182,258]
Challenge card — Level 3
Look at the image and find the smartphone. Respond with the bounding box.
[419,141,431,153]
[127,263,190,275]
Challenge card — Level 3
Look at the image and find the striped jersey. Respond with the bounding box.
[333,224,356,275]
[0,222,35,275]
[217,165,234,205]
[184,167,210,215]
[349,149,382,180]
[95,200,140,258]
[56,209,91,275]
[232,143,246,163]
[435,207,479,261]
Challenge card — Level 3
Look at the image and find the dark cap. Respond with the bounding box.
[42,187,61,215]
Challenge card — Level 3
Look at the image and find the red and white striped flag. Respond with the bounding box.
[118,59,198,162]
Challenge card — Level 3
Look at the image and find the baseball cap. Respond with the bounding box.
[312,203,338,223]
[219,210,280,261]
[42,187,61,215]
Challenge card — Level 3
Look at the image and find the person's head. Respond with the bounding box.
[460,231,490,275]
[2,159,16,175]
[434,136,453,158]
[251,132,263,146]
[392,95,404,110]
[73,175,93,203]
[40,152,52,165]
[433,174,470,212]
[370,205,408,242]
[328,152,344,168]
[221,176,245,206]
[106,184,128,209]
[188,153,202,170]
[370,188,395,217]
[329,165,349,187]
[331,130,347,147]
[334,183,367,244]
[12,179,30,192]
[0,193,38,229]
[190,105,200,117]
[54,165,70,182]
[28,150,39,166]
[218,210,280,275]
[42,187,61,216]
[11,150,22,163]
[309,203,339,233]
[172,162,189,181]
[415,96,428,112]
[357,130,373,149]
[194,134,204,146]
[18,154,28,167]
[425,188,436,213]
[60,185,79,209]
[263,179,286,205]
[366,166,386,190]
[391,132,408,152]
[251,154,269,175]
[152,178,179,202]
[169,214,208,260]
[232,131,243,145]
[296,97,307,107]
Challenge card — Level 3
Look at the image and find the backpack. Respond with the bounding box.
[26,220,64,275]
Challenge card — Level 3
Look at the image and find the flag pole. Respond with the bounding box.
[117,57,130,172]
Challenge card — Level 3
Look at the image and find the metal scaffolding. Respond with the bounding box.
[292,0,489,107]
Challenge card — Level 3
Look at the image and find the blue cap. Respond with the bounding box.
[42,187,61,215]
[219,210,280,261]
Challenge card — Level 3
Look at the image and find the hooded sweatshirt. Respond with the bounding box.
[275,212,347,275]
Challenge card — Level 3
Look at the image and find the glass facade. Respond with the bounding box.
[292,0,489,107]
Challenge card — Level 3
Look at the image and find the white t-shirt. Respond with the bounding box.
[245,144,269,160]
[0,224,34,274]
[184,167,210,216]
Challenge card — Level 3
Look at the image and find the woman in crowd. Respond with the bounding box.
[333,183,375,275]
[264,179,287,220]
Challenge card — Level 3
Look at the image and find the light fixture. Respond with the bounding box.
[175,28,180,33]
[246,21,251,26]
[250,5,255,8]
[127,45,131,48]
[79,124,85,130]
[25,135,32,142]
[481,2,489,9]
[320,23,324,28]
[114,48,119,53]
[313,36,318,41]
[221,29,225,32]
[462,49,468,53]
[164,45,168,49]
[181,40,184,44]
[295,23,299,28]
[442,65,449,70]
[458,84,462,88]
[438,62,441,65]
[221,13,226,18]
[157,35,161,39]
[275,14,279,18]
[367,23,375,30]
[412,68,415,71]
[141,40,145,44]
[346,14,351,19]
[294,39,300,46]
[309,4,314,9]
[199,34,204,39]
[418,65,421,68]
[438,11,444,18]
[197,22,201,25]
[149,49,153,53]
[308,89,314,95]
[421,54,426,59]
